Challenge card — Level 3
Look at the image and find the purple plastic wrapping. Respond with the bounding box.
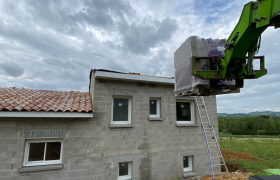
[174,36,240,96]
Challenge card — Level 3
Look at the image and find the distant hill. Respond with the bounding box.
[218,111,280,117]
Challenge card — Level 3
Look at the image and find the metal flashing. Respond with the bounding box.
[95,71,175,84]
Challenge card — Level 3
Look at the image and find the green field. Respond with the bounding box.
[219,132,280,139]
[219,139,280,175]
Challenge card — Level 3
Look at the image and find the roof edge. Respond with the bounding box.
[94,71,175,85]
[0,111,93,118]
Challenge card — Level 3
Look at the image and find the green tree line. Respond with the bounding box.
[218,115,280,132]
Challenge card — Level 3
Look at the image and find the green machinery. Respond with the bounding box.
[191,0,280,88]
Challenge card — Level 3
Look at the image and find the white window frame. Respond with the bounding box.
[118,161,132,180]
[23,139,63,167]
[111,96,132,125]
[183,156,193,172]
[176,100,195,124]
[149,97,161,118]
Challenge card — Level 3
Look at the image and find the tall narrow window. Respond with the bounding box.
[24,139,63,166]
[176,100,194,124]
[118,162,131,180]
[183,156,193,172]
[149,98,160,117]
[112,97,131,124]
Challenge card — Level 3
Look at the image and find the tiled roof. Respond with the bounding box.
[0,87,93,113]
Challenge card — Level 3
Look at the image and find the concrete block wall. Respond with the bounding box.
[90,78,221,179]
[0,78,220,180]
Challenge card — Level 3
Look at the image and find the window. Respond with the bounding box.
[24,139,63,166]
[176,100,195,124]
[112,97,132,124]
[183,156,193,172]
[118,162,131,180]
[149,98,160,117]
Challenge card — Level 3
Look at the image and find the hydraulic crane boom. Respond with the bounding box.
[191,0,280,88]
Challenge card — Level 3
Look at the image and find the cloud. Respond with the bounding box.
[0,0,279,113]
[0,62,24,77]
[120,16,178,54]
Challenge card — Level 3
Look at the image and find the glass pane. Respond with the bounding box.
[183,156,189,168]
[45,142,61,160]
[150,100,157,115]
[176,102,191,121]
[28,143,45,161]
[113,99,129,121]
[119,162,129,176]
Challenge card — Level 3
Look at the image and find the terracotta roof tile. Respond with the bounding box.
[0,87,93,113]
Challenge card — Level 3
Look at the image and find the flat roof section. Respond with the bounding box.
[93,69,175,85]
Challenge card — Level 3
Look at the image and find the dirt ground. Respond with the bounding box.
[186,148,257,180]
[199,172,252,180]
[220,147,258,161]
[187,172,254,180]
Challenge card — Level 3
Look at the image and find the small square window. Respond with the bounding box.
[183,156,193,172]
[149,98,160,117]
[24,139,63,166]
[118,162,131,180]
[176,100,195,124]
[112,97,132,124]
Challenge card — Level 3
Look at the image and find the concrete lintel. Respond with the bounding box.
[148,117,164,121]
[22,130,67,139]
[18,164,63,173]
[109,124,134,128]
[176,96,195,100]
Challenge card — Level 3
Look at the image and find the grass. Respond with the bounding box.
[220,139,280,175]
[219,132,280,139]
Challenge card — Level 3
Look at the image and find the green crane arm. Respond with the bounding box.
[191,0,280,85]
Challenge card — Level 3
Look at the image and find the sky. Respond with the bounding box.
[0,0,279,114]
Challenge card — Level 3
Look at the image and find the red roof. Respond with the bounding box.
[0,87,93,113]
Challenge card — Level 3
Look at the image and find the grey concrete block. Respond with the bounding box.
[43,173,59,180]
[1,127,18,134]
[0,139,16,146]
[79,176,94,180]
[0,152,13,158]
[70,165,85,171]
[0,165,12,171]
[13,176,31,180]
[5,157,22,164]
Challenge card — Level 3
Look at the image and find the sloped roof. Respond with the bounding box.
[0,87,93,113]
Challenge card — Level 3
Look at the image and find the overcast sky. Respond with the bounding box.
[0,0,279,113]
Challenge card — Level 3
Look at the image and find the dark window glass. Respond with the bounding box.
[183,156,189,168]
[176,102,191,121]
[113,99,129,121]
[45,142,61,160]
[150,100,157,115]
[28,143,45,161]
[119,162,129,176]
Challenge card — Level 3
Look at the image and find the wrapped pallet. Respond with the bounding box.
[174,36,239,96]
